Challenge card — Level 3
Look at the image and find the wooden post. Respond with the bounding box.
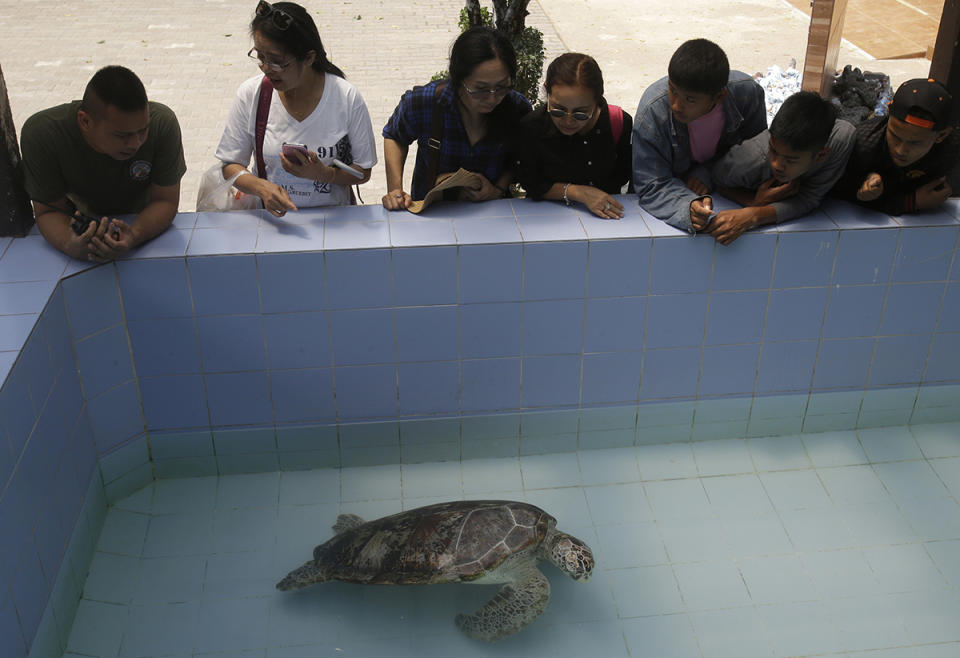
[0,62,34,237]
[929,0,960,130]
[801,0,849,97]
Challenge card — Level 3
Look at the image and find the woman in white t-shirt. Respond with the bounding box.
[216,1,377,216]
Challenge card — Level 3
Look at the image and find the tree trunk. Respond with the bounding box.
[0,62,34,237]
[464,0,483,27]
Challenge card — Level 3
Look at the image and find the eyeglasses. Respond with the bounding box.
[461,82,512,98]
[247,47,293,72]
[547,106,595,122]
[255,0,294,30]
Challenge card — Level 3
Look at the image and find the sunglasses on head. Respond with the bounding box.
[256,0,294,30]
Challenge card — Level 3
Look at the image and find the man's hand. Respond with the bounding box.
[754,177,799,206]
[88,219,136,261]
[916,176,952,210]
[690,196,713,231]
[856,173,884,202]
[684,174,709,196]
[708,208,759,245]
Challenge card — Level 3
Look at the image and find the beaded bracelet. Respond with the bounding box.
[562,183,571,206]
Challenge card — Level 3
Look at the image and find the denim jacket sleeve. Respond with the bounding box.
[632,83,698,233]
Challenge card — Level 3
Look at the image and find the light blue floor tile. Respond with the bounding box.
[401,461,463,499]
[550,619,628,658]
[740,554,817,604]
[932,457,960,498]
[460,457,523,494]
[645,478,713,521]
[132,556,205,604]
[757,601,843,657]
[96,509,150,557]
[523,487,592,527]
[636,442,698,480]
[340,463,402,502]
[193,597,271,653]
[119,601,200,657]
[898,496,960,540]
[205,551,277,600]
[701,474,775,520]
[779,506,856,551]
[673,560,751,611]
[874,461,952,502]
[801,549,882,598]
[66,599,127,657]
[865,544,951,594]
[720,514,793,557]
[910,422,960,458]
[690,607,775,658]
[577,448,639,486]
[692,439,754,476]
[925,539,960,586]
[760,470,831,511]
[520,452,581,489]
[858,426,924,462]
[841,501,918,545]
[819,465,892,504]
[584,483,653,526]
[112,483,154,514]
[142,512,214,557]
[747,435,812,471]
[608,565,684,619]
[622,613,699,658]
[278,468,340,506]
[211,507,278,554]
[595,522,666,569]
[153,476,216,515]
[802,430,868,467]
[83,552,140,604]
[892,589,960,643]
[658,517,731,563]
[216,472,280,509]
[825,594,911,652]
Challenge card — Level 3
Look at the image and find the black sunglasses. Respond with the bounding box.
[256,0,294,30]
[547,107,594,122]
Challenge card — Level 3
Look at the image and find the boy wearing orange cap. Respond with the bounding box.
[838,78,957,214]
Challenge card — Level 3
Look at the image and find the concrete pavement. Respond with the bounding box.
[0,0,930,210]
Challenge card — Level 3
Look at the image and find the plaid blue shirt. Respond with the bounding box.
[382,80,531,200]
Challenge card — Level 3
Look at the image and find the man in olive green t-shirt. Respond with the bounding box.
[21,65,186,261]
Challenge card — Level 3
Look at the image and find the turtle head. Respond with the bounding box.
[276,559,329,591]
[542,529,594,582]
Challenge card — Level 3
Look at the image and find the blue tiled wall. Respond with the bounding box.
[1,197,960,656]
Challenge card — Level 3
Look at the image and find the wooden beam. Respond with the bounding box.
[0,62,34,237]
[801,0,849,97]
[929,0,960,130]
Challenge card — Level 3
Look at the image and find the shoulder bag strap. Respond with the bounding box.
[424,82,447,190]
[608,104,624,144]
[255,76,274,179]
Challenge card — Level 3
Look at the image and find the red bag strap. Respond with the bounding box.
[255,76,274,179]
[608,104,624,144]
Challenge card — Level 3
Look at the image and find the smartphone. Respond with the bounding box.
[70,211,100,236]
[281,142,310,161]
[332,158,364,180]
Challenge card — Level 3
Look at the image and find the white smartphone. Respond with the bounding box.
[332,158,364,179]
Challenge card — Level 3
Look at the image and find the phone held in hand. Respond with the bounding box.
[70,211,100,236]
[281,142,310,161]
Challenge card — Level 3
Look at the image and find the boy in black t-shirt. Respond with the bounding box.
[836,78,957,214]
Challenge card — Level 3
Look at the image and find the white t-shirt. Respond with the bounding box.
[216,73,377,207]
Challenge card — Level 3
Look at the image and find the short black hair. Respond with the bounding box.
[770,91,837,152]
[448,26,518,90]
[81,66,148,117]
[668,39,729,96]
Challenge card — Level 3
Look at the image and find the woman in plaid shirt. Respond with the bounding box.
[381,27,532,210]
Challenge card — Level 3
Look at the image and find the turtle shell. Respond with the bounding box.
[314,500,554,585]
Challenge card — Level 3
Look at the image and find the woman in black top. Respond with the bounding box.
[516,53,633,219]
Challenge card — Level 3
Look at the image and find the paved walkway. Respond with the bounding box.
[0,0,930,210]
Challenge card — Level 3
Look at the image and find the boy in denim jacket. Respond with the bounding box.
[632,39,766,232]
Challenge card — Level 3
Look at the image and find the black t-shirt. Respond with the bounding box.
[515,100,633,200]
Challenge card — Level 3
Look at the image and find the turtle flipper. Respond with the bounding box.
[455,566,550,642]
[332,513,365,534]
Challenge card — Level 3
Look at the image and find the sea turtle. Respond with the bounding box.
[276,500,594,641]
